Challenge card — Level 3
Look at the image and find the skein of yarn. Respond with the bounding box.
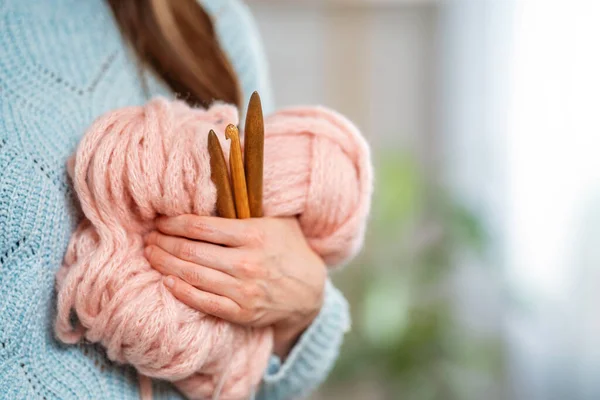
[54,98,372,400]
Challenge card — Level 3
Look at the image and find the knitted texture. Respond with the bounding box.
[0,0,357,398]
[54,98,372,400]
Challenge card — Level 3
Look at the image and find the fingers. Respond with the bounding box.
[146,231,236,274]
[155,215,254,247]
[145,245,241,299]
[163,276,243,323]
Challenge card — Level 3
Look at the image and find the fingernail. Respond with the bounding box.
[144,246,152,258]
[163,276,175,288]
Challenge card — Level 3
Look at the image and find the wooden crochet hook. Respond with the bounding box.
[243,91,264,218]
[207,92,265,220]
[225,124,251,219]
[208,130,237,219]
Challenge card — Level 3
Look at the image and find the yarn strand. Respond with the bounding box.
[55,98,372,400]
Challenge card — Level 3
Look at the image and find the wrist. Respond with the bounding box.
[273,257,327,360]
[273,299,322,360]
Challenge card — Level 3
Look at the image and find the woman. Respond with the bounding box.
[0,0,350,399]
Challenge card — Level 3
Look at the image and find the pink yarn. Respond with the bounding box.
[54,98,372,399]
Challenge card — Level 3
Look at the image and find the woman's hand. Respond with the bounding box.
[144,215,327,359]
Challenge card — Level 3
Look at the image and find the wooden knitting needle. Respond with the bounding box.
[225,124,251,219]
[208,130,237,219]
[243,91,264,218]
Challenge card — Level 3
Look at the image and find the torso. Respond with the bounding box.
[0,0,270,397]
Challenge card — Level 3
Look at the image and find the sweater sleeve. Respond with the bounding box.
[255,280,351,400]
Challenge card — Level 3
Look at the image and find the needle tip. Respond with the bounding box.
[249,91,262,106]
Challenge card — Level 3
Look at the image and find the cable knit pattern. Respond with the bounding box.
[0,0,356,399]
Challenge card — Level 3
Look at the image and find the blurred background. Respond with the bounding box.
[247,1,600,399]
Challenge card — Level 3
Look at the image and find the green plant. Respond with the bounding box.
[324,150,502,400]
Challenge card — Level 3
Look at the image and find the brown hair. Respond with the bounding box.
[107,0,242,108]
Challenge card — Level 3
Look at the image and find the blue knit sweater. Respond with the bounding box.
[0,0,351,399]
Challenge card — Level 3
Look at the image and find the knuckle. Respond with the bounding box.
[235,257,258,277]
[237,309,255,325]
[182,216,197,235]
[191,218,213,236]
[231,279,243,294]
[241,285,263,309]
[178,242,196,259]
[152,249,168,268]
[180,267,201,285]
[147,246,167,269]
[240,286,256,301]
[178,282,192,299]
[206,299,223,315]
